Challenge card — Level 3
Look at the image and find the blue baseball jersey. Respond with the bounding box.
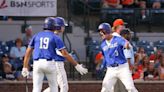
[101,36,127,66]
[29,30,66,61]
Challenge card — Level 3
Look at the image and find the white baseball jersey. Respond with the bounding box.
[124,43,135,65]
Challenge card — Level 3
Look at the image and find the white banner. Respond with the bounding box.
[0,0,57,16]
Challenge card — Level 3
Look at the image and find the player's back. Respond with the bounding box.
[31,30,61,60]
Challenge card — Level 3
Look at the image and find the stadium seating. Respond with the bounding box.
[133,46,138,53]
[0,44,10,54]
[5,40,15,51]
[154,40,164,46]
[150,9,164,26]
[101,9,135,26]
[137,40,150,46]
[153,40,164,51]
[144,45,155,56]
[86,40,100,57]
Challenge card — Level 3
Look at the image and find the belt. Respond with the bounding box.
[34,58,54,61]
[108,62,127,67]
[109,63,119,67]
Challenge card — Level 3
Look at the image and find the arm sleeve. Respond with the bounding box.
[28,35,36,48]
[55,37,66,50]
[124,49,132,59]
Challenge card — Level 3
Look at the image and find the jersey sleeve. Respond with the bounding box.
[118,37,128,47]
[124,49,132,59]
[55,36,66,50]
[28,35,36,48]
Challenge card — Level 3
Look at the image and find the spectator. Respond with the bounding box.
[0,54,15,80]
[132,62,144,80]
[121,0,135,8]
[94,51,104,80]
[144,61,159,80]
[154,49,163,68]
[112,18,127,35]
[135,47,147,64]
[10,38,26,59]
[158,53,164,80]
[152,0,161,9]
[134,0,147,19]
[101,0,122,22]
[133,55,149,81]
[10,38,26,70]
[140,56,149,72]
[22,25,33,47]
[102,0,122,8]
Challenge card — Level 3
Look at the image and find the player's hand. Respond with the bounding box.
[21,68,29,77]
[75,64,88,75]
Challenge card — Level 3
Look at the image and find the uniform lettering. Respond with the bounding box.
[39,37,49,49]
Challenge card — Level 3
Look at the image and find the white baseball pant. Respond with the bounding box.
[33,59,58,92]
[43,61,68,92]
[101,63,138,92]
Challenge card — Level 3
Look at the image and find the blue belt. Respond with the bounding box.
[34,58,53,61]
[109,63,119,67]
[108,62,127,67]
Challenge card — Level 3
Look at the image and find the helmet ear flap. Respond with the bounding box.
[54,26,62,30]
[54,17,67,29]
[54,20,62,30]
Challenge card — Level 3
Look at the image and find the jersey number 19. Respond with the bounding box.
[39,37,49,49]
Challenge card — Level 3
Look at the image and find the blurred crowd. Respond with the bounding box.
[101,0,164,20]
[102,0,164,9]
[132,47,164,81]
[0,25,33,81]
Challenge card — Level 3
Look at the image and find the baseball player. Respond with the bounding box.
[120,28,138,92]
[121,28,135,69]
[98,23,138,92]
[112,19,138,92]
[22,17,60,92]
[43,17,88,92]
[22,17,88,92]
[112,19,134,92]
[112,18,126,36]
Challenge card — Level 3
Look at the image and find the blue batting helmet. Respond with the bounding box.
[98,23,112,34]
[54,17,67,30]
[43,17,56,30]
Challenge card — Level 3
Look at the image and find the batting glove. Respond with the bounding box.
[75,64,88,75]
[21,68,29,77]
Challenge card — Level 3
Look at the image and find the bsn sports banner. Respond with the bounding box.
[0,0,57,16]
